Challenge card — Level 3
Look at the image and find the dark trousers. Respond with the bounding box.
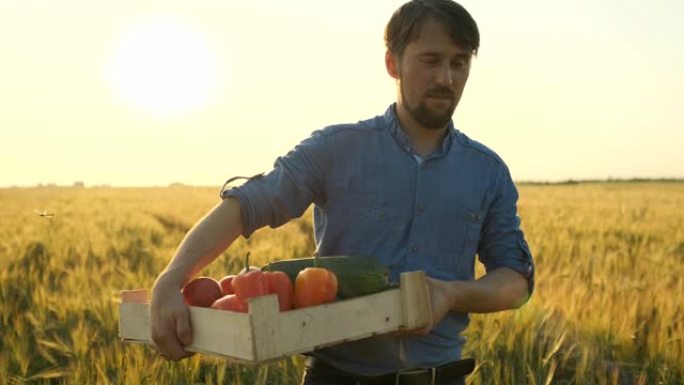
[301,357,467,385]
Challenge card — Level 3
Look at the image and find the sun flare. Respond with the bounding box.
[105,16,219,118]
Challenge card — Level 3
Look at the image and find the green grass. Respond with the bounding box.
[0,183,682,384]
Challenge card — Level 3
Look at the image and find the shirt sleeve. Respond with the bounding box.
[477,163,535,297]
[220,130,329,238]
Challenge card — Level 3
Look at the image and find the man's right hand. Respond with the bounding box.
[150,275,194,361]
[148,198,244,361]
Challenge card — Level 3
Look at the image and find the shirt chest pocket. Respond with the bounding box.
[434,205,484,271]
[326,190,406,252]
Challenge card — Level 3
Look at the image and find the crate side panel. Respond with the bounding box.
[188,306,254,361]
[119,302,255,362]
[253,288,403,361]
[120,303,152,341]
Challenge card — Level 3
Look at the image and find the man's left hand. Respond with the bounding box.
[406,277,455,335]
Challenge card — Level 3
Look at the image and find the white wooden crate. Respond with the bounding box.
[119,271,432,364]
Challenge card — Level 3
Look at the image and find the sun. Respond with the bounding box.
[106,16,219,118]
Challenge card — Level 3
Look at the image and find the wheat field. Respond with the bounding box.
[0,182,682,384]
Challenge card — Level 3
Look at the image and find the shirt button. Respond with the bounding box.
[411,246,419,253]
[417,205,425,212]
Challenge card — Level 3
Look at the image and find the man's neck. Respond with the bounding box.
[395,104,449,158]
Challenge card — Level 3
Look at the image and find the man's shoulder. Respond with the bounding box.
[314,114,385,140]
[454,130,506,167]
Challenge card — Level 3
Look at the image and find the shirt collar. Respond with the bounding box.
[384,104,455,159]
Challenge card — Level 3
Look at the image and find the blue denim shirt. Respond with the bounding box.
[222,104,534,376]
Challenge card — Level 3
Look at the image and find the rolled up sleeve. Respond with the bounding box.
[221,130,328,238]
[477,164,535,296]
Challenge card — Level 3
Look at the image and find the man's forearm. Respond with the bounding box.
[156,197,243,289]
[449,267,530,313]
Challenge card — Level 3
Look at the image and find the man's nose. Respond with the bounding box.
[435,64,453,86]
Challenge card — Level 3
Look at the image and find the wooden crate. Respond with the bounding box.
[119,271,432,364]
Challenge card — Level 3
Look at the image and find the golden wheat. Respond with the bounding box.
[0,183,682,384]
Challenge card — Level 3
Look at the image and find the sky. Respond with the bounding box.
[1,0,682,187]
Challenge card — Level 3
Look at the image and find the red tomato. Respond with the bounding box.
[265,271,294,311]
[218,275,236,295]
[181,277,222,308]
[211,294,247,312]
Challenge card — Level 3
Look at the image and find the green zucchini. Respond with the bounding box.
[261,255,391,299]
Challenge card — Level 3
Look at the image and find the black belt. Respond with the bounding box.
[306,357,475,385]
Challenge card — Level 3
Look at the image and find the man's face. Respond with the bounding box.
[391,19,472,130]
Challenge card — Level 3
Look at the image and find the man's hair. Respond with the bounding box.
[385,0,480,57]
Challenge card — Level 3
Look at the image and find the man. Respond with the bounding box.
[151,1,535,384]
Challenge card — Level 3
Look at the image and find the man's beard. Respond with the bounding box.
[401,83,456,130]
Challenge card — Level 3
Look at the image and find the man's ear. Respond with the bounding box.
[385,51,399,79]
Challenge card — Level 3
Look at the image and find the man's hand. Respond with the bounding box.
[405,267,530,335]
[408,277,456,335]
[150,275,194,361]
[148,198,244,361]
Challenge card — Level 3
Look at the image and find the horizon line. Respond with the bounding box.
[2,177,684,189]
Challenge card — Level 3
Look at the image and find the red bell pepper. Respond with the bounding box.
[265,271,294,311]
[232,252,268,305]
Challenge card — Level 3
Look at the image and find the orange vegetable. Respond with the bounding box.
[294,267,338,308]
